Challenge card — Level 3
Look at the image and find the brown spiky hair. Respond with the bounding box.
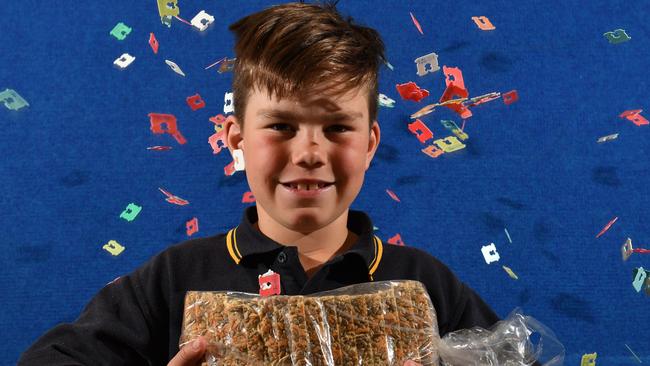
[228,1,386,129]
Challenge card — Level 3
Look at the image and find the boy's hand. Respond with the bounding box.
[167,337,206,366]
[165,339,419,366]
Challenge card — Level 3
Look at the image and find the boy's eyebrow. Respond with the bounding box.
[257,108,363,121]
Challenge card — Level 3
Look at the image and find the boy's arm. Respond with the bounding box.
[415,249,500,335]
[444,282,500,332]
[18,266,165,365]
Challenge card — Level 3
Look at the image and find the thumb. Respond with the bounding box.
[167,337,207,366]
[404,361,422,366]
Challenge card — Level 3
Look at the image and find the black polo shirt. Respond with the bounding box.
[19,206,500,365]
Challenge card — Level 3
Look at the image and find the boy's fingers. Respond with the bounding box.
[167,337,206,366]
[167,338,419,366]
[403,361,422,366]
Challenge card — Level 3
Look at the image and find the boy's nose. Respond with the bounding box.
[291,131,327,168]
[292,145,326,168]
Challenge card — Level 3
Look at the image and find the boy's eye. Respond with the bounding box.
[268,123,294,131]
[325,125,350,133]
[267,123,350,133]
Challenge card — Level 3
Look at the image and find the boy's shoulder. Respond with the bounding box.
[377,240,455,275]
[127,230,249,293]
[373,239,468,299]
[143,231,234,272]
[167,231,228,252]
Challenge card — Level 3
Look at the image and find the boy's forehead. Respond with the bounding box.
[248,85,368,119]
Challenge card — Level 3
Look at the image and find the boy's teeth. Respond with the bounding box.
[289,183,326,190]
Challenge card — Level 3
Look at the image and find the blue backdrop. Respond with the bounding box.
[1,1,649,364]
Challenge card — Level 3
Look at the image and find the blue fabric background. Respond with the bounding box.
[1,0,649,364]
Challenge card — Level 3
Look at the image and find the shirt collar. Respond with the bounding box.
[225,205,384,278]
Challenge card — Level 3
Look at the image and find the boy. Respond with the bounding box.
[19,2,499,365]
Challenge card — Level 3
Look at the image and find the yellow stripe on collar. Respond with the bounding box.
[368,235,384,278]
[228,228,383,274]
[226,228,242,264]
[232,227,242,258]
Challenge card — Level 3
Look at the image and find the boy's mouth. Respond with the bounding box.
[281,182,333,191]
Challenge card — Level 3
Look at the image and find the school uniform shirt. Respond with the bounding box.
[19,205,500,365]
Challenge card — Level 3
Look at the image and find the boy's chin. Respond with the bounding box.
[281,207,339,232]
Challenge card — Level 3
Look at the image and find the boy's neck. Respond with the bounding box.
[254,207,358,276]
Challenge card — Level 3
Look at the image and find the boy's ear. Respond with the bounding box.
[365,120,381,170]
[224,114,244,155]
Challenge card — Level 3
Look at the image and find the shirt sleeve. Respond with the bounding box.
[415,249,500,336]
[17,260,167,365]
[444,282,500,333]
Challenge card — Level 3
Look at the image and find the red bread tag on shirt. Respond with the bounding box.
[258,270,281,297]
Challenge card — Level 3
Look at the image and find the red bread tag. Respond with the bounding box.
[186,93,206,111]
[186,217,199,236]
[259,270,281,297]
[149,32,159,54]
[387,233,405,246]
[396,81,429,102]
[242,191,256,203]
[407,119,434,144]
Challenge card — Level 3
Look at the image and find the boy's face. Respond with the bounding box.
[226,85,380,233]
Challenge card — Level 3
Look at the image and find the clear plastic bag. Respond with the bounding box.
[439,308,565,366]
[179,280,564,365]
[180,280,440,365]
